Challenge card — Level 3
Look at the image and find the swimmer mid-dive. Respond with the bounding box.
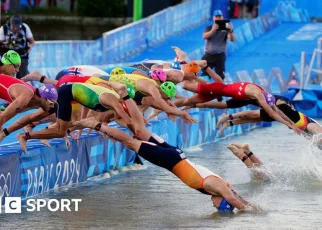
[59,117,262,212]
[0,75,58,130]
[216,103,322,140]
[227,143,267,180]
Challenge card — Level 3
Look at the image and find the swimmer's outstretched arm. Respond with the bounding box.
[145,108,162,121]
[273,105,297,127]
[214,181,249,211]
[256,94,300,134]
[140,86,197,123]
[21,71,57,84]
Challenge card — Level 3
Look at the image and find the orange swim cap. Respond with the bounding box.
[184,61,200,73]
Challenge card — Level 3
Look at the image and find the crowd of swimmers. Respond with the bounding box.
[0,47,321,213]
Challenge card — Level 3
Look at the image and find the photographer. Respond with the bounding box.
[0,15,35,79]
[202,10,235,80]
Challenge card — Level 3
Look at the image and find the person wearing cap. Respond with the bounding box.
[179,74,302,134]
[0,15,35,79]
[63,116,260,212]
[9,71,191,154]
[0,50,21,76]
[0,74,57,132]
[202,10,235,80]
[100,69,196,124]
[216,101,322,138]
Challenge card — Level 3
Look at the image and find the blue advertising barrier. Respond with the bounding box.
[260,0,322,18]
[0,105,264,199]
[102,0,211,64]
[0,153,21,203]
[28,0,211,69]
[29,40,101,69]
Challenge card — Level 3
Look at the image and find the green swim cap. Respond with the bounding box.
[126,84,136,99]
[1,50,21,65]
[160,81,176,98]
[111,67,126,76]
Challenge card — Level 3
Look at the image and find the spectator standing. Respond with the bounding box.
[202,10,235,80]
[0,15,35,79]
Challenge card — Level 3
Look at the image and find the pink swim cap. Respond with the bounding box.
[150,68,167,82]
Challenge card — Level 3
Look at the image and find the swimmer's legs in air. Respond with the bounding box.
[227,143,266,180]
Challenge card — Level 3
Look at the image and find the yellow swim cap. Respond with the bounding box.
[111,67,126,76]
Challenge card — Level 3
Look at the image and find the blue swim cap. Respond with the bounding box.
[170,61,181,70]
[213,10,223,17]
[218,198,235,212]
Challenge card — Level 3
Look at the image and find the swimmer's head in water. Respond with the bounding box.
[170,61,181,70]
[38,84,58,102]
[150,68,167,82]
[264,92,276,106]
[184,61,200,74]
[1,50,21,65]
[217,198,235,212]
[111,67,126,76]
[160,81,176,98]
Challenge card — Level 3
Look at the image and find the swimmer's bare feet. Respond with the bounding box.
[17,133,28,154]
[218,121,230,137]
[227,145,245,159]
[171,46,187,61]
[217,113,229,128]
[73,117,98,129]
[231,142,250,154]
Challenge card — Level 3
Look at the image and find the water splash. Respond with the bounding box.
[248,134,322,191]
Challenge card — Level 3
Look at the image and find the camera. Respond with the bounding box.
[7,32,26,50]
[215,20,231,31]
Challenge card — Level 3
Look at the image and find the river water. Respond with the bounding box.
[1,121,322,229]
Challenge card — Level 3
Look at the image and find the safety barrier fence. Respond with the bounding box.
[28,0,211,69]
[0,105,262,201]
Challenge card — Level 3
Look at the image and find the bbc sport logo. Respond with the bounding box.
[0,197,82,213]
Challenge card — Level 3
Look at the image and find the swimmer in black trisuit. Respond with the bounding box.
[216,98,322,140]
[72,117,261,212]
